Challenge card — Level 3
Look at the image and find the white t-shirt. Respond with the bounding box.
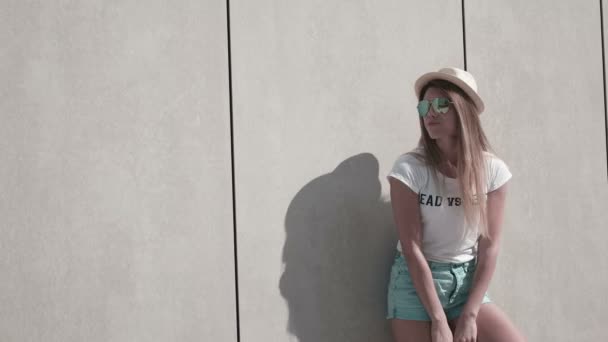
[387,147,512,263]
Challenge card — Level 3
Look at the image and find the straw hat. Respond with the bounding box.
[414,67,485,114]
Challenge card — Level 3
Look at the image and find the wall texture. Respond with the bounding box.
[466,1,608,341]
[1,1,236,341]
[231,1,464,341]
[1,1,607,341]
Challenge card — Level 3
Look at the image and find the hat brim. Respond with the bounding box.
[414,72,485,114]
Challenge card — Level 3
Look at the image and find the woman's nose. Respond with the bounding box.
[428,109,440,118]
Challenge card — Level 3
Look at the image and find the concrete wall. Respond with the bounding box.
[1,1,607,341]
[466,1,608,341]
[231,1,464,341]
[1,1,236,341]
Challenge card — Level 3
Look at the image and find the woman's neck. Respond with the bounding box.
[435,137,459,165]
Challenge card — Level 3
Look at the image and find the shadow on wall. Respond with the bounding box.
[279,153,398,342]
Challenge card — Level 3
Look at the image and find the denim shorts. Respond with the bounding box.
[386,251,491,321]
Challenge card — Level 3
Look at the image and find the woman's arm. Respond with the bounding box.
[461,182,509,319]
[388,177,447,323]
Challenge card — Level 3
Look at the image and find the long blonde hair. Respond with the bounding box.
[411,79,495,241]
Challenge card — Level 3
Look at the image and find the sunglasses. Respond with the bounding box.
[417,97,454,117]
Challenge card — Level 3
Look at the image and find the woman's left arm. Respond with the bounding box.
[461,181,509,319]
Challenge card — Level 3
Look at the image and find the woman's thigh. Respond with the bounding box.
[449,303,526,342]
[390,319,431,342]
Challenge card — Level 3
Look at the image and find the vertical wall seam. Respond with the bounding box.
[601,0,608,182]
[461,0,467,70]
[226,0,241,340]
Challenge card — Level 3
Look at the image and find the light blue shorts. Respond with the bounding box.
[386,251,491,321]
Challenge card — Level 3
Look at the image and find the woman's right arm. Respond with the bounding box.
[388,177,448,324]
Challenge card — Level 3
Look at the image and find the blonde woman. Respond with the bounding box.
[386,67,526,342]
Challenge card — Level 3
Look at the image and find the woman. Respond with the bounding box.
[386,67,526,342]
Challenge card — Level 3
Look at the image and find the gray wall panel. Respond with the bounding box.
[467,1,608,341]
[0,2,235,341]
[233,1,464,340]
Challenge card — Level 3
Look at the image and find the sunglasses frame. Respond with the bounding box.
[417,97,454,118]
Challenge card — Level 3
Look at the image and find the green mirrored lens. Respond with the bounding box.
[417,100,430,117]
[434,98,451,113]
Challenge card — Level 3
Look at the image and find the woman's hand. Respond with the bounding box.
[431,319,453,342]
[453,315,477,342]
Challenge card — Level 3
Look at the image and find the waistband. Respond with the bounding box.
[394,250,477,270]
[426,258,477,270]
